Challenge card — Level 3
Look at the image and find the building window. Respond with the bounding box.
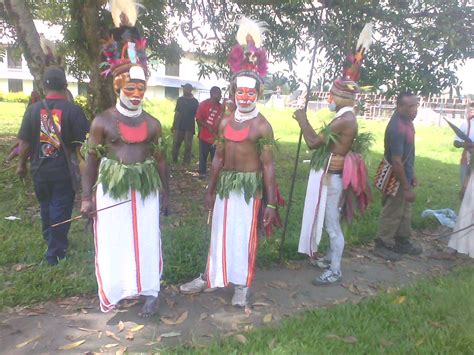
[165,87,179,99]
[8,79,23,92]
[165,61,179,77]
[7,47,22,69]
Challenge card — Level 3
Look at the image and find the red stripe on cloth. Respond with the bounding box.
[246,198,261,287]
[222,199,229,287]
[309,172,326,256]
[93,216,112,310]
[131,190,142,293]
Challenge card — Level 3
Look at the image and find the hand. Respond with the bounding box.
[292,109,307,123]
[412,176,418,188]
[263,207,277,227]
[80,199,95,218]
[16,164,27,178]
[205,190,215,210]
[403,188,416,203]
[161,191,170,216]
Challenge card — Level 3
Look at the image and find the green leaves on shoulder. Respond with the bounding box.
[256,137,279,154]
[310,124,339,171]
[80,136,108,160]
[351,132,375,157]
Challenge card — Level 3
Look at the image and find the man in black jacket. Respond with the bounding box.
[17,67,89,265]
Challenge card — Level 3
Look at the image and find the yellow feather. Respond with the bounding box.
[109,0,140,27]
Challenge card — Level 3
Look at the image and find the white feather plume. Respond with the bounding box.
[109,0,139,27]
[356,22,373,51]
[236,17,267,48]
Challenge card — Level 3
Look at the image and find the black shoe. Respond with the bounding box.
[393,240,422,255]
[372,245,402,262]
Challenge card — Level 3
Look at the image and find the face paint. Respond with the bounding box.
[119,81,146,110]
[235,87,258,113]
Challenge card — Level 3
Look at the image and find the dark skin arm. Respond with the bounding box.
[205,118,227,210]
[16,139,30,177]
[259,121,277,227]
[152,121,170,215]
[293,109,325,149]
[392,155,416,202]
[80,116,105,217]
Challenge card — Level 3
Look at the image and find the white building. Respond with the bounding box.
[0,46,227,101]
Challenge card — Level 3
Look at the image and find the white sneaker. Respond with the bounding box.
[309,257,331,269]
[312,269,342,286]
[179,274,207,294]
[231,285,249,307]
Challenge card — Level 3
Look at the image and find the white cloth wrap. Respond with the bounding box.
[94,183,162,312]
[206,191,261,288]
[448,174,474,257]
[298,169,328,256]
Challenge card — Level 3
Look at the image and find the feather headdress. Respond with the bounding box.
[228,17,268,79]
[342,22,373,82]
[40,35,62,67]
[100,0,148,78]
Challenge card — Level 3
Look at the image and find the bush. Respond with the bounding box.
[0,91,29,104]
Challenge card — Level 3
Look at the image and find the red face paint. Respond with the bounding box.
[235,87,258,112]
[121,82,146,106]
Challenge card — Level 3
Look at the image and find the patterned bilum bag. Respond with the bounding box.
[374,159,400,196]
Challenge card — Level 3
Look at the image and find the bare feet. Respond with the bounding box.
[139,296,159,318]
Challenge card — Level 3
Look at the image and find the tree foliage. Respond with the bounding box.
[172,0,472,96]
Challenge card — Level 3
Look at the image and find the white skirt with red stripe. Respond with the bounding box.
[298,169,328,257]
[94,184,162,312]
[206,191,261,288]
[448,174,474,257]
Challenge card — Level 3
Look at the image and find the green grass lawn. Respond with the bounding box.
[167,266,474,354]
[0,100,464,308]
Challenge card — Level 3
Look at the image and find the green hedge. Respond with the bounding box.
[0,92,29,104]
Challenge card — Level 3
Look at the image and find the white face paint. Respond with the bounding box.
[119,90,141,110]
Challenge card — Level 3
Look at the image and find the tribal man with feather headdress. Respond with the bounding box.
[179,17,280,307]
[293,23,373,285]
[81,0,169,317]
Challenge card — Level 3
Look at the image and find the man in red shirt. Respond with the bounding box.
[196,86,223,177]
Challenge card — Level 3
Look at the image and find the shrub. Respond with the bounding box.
[0,91,29,104]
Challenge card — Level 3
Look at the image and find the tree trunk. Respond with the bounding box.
[71,0,115,115]
[3,0,45,95]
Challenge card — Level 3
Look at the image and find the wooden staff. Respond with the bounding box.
[50,199,132,228]
[279,16,323,260]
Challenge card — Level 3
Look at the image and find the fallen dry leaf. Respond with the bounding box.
[125,332,134,341]
[428,320,443,328]
[117,321,125,333]
[165,298,176,309]
[104,343,119,349]
[216,296,228,305]
[199,313,208,320]
[416,338,425,347]
[342,336,358,344]
[106,330,121,341]
[58,340,86,350]
[14,263,35,272]
[263,313,273,323]
[116,346,127,355]
[81,308,88,314]
[162,310,189,325]
[234,334,247,344]
[393,296,407,305]
[16,335,42,349]
[130,324,145,332]
[252,301,271,307]
[161,331,181,338]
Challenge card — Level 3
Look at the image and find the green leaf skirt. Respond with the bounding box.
[216,170,263,204]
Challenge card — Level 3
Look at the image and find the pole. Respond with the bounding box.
[279,17,323,260]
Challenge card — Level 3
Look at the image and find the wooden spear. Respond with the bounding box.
[279,17,323,260]
[50,199,132,228]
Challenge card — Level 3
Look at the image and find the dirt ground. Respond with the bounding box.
[1,227,471,354]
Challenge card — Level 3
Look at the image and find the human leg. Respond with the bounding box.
[183,131,194,164]
[47,180,75,264]
[171,130,184,163]
[34,181,53,255]
[198,140,210,176]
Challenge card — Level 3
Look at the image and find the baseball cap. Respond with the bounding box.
[43,67,66,90]
[182,83,193,90]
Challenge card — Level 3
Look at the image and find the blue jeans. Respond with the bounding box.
[199,140,216,175]
[34,179,75,265]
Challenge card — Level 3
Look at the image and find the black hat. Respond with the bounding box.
[181,83,193,90]
[43,67,66,90]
